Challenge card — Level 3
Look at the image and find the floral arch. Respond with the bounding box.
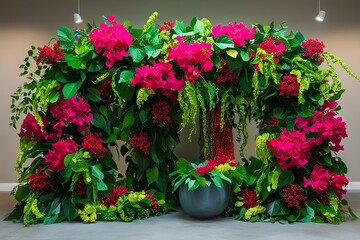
[8,13,359,225]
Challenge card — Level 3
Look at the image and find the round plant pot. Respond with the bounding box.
[179,183,230,218]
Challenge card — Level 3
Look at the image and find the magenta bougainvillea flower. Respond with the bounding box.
[267,128,313,170]
[167,37,213,83]
[131,60,183,91]
[44,138,77,172]
[295,101,347,152]
[212,22,255,47]
[18,113,46,141]
[89,16,132,68]
[258,37,285,62]
[49,95,92,137]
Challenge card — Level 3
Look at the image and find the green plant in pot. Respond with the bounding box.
[170,156,246,218]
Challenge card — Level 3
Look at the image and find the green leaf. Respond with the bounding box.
[278,170,295,187]
[88,63,103,72]
[122,106,134,129]
[240,50,250,62]
[92,113,109,133]
[48,90,60,103]
[57,26,73,42]
[115,83,135,101]
[128,47,145,63]
[61,196,77,221]
[64,54,86,69]
[14,184,30,202]
[176,158,193,172]
[96,179,108,191]
[44,197,61,225]
[144,45,161,59]
[214,35,234,50]
[91,164,104,180]
[87,87,101,102]
[62,81,82,99]
[119,70,135,86]
[295,32,305,42]
[146,167,159,186]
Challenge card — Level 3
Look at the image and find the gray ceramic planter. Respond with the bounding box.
[179,182,230,218]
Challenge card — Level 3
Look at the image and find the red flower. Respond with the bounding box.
[151,101,172,127]
[18,113,47,141]
[278,74,299,97]
[283,184,307,210]
[74,175,86,197]
[258,37,285,62]
[28,167,54,192]
[82,132,107,158]
[36,43,63,65]
[239,189,259,209]
[130,132,151,155]
[302,38,325,61]
[99,78,113,99]
[146,193,159,211]
[44,138,78,172]
[104,185,129,207]
[158,20,174,32]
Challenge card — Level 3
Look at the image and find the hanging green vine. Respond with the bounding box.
[178,81,198,140]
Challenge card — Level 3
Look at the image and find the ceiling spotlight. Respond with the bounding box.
[74,0,83,24]
[315,10,326,22]
[315,0,326,22]
[74,13,83,24]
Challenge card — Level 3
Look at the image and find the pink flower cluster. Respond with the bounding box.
[295,101,347,152]
[158,20,175,32]
[167,37,213,83]
[195,155,237,176]
[278,74,299,97]
[44,138,78,172]
[28,167,54,192]
[258,37,285,62]
[36,43,63,65]
[131,60,183,92]
[211,22,255,47]
[301,38,325,61]
[104,185,129,207]
[49,95,92,138]
[151,100,172,127]
[304,165,348,198]
[282,184,307,210]
[82,132,107,158]
[18,113,46,141]
[267,128,314,170]
[89,16,132,68]
[130,132,151,155]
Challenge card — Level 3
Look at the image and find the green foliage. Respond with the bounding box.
[178,81,198,140]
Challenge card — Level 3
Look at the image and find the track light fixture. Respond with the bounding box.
[315,0,326,22]
[74,0,83,24]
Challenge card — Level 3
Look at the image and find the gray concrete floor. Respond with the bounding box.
[1,192,360,240]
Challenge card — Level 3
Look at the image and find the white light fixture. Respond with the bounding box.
[74,0,83,24]
[315,0,326,22]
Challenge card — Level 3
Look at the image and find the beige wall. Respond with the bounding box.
[1,0,360,183]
